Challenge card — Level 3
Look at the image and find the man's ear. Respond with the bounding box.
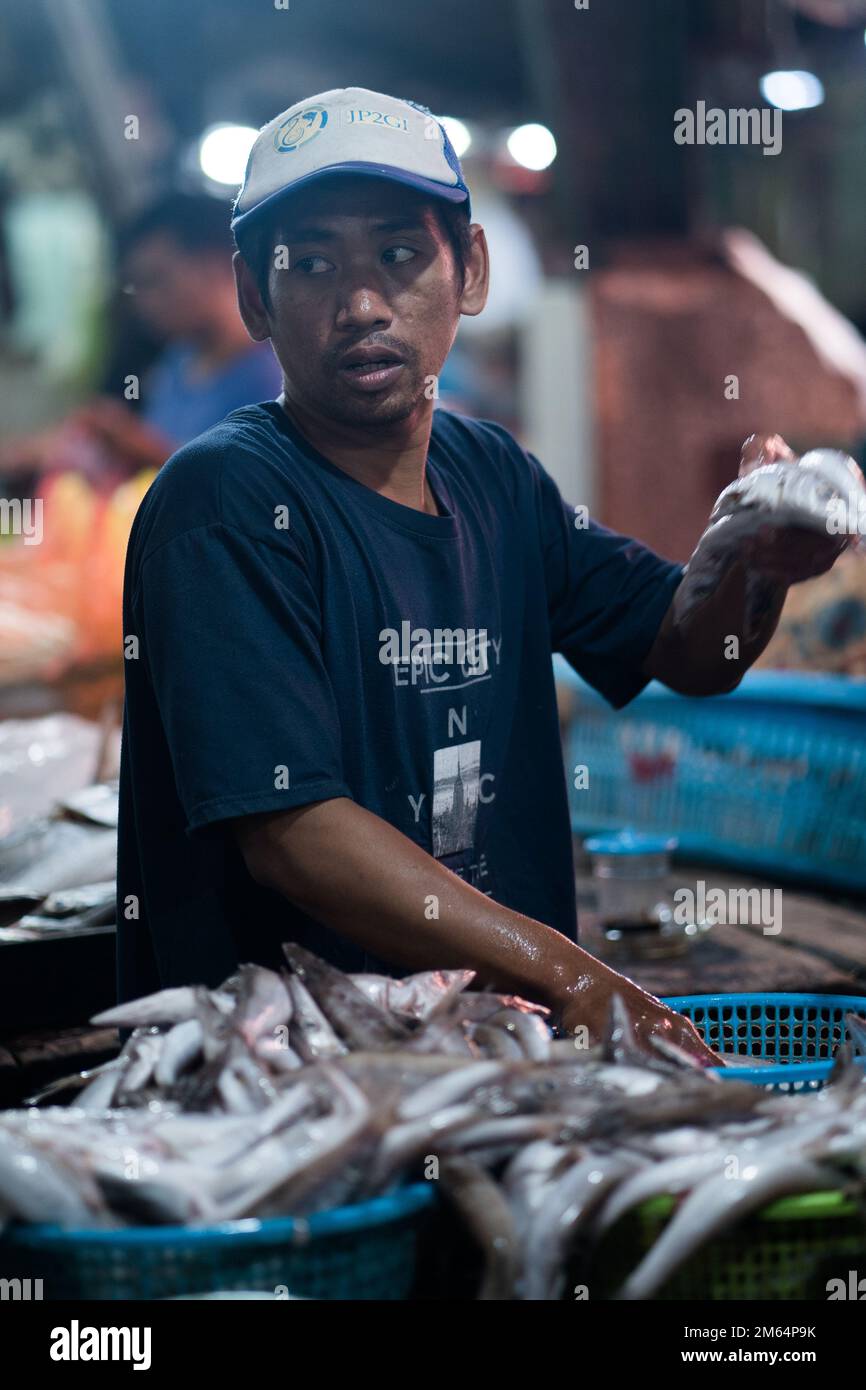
[458,224,490,319]
[233,251,271,341]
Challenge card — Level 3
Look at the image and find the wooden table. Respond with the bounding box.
[577,859,866,1000]
[0,1024,118,1108]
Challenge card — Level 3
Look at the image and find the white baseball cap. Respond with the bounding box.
[231,86,471,237]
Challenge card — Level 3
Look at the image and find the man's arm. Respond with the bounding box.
[72,398,175,472]
[643,433,846,696]
[233,796,717,1062]
[0,400,174,481]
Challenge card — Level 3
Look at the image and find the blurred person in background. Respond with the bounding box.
[0,192,282,490]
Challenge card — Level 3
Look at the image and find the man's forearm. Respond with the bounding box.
[235,796,587,1013]
[232,797,718,1062]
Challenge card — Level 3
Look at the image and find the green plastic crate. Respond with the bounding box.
[587,1191,866,1300]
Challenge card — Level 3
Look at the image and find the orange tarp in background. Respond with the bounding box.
[0,470,154,685]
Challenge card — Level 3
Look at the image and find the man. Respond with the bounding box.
[117,88,844,1059]
[0,193,282,487]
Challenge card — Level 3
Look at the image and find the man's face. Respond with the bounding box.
[244,178,474,428]
[126,234,223,338]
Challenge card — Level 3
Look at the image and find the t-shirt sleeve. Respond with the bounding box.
[528,452,684,709]
[133,521,352,833]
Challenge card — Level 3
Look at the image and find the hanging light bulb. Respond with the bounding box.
[759,69,824,110]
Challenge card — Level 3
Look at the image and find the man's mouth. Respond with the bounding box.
[337,346,406,392]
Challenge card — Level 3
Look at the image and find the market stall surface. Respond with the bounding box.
[575,861,866,999]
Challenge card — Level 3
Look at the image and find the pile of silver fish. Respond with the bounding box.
[2,943,866,1300]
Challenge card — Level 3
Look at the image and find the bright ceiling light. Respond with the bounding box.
[506,123,557,171]
[759,70,824,112]
[199,124,258,185]
[440,117,471,158]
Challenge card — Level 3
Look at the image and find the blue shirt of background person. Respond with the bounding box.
[143,339,282,448]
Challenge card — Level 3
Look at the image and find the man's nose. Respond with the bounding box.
[334,283,392,333]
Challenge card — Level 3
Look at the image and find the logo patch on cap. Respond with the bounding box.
[274,106,329,153]
[340,108,410,133]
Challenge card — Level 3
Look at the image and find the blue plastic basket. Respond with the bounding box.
[556,661,866,891]
[663,992,866,1091]
[0,1184,434,1301]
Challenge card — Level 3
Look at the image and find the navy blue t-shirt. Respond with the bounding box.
[117,401,683,998]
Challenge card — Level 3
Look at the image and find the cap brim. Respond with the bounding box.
[231,161,469,235]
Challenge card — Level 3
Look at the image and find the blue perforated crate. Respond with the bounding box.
[663,991,866,1091]
[0,1184,435,1301]
[557,662,866,891]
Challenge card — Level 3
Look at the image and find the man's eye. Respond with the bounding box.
[294,255,333,274]
[382,245,416,265]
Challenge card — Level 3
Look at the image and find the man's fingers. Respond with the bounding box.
[636,1011,716,1066]
[763,433,795,463]
[679,1021,718,1066]
[739,432,795,476]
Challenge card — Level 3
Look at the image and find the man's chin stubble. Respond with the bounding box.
[326,390,425,429]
